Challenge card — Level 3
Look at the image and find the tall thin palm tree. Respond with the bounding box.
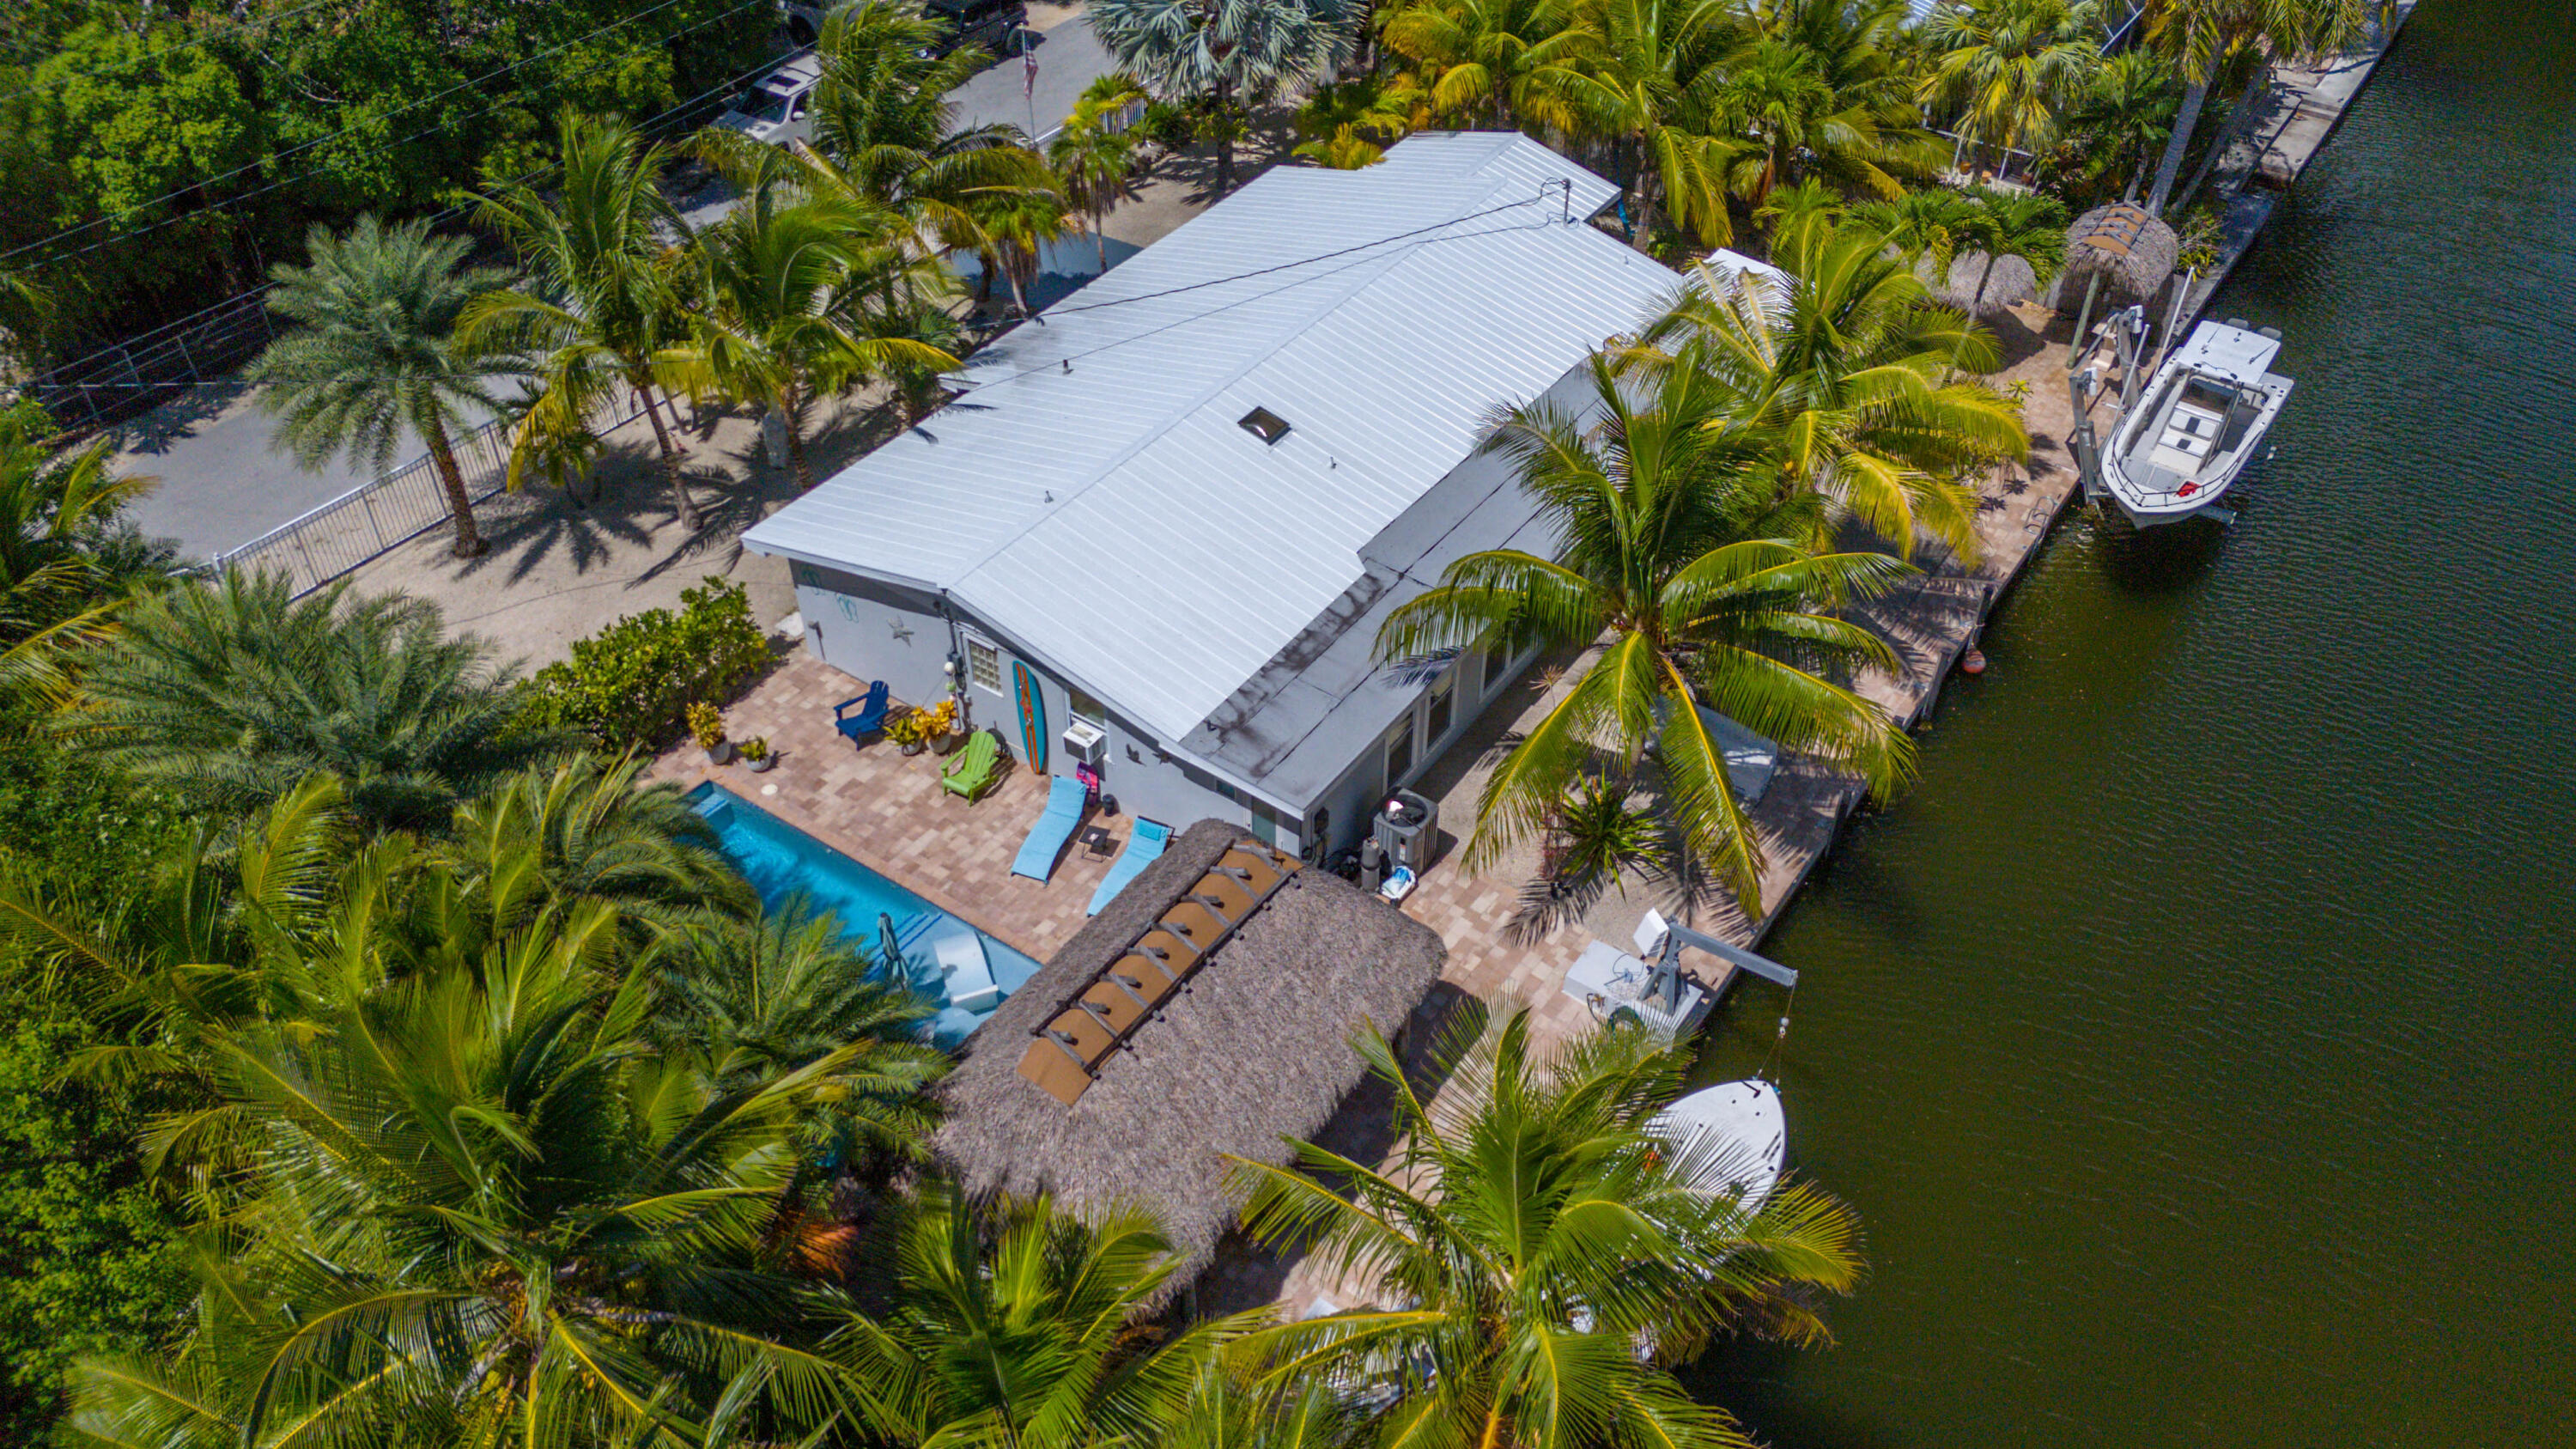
[248,215,507,558]
[1707,35,1934,207]
[1534,0,1749,248]
[2141,0,2360,214]
[1050,74,1151,272]
[820,1182,1260,1447]
[1091,0,1362,194]
[63,570,568,831]
[465,110,704,529]
[1232,1005,1866,1449]
[1375,357,1913,906]
[2064,48,2182,201]
[1378,0,1582,129]
[1917,0,2103,182]
[656,186,957,490]
[1625,219,2028,561]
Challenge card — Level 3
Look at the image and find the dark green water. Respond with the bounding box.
[1686,3,2576,1443]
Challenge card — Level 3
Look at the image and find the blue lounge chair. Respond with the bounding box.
[1086,818,1172,915]
[1011,775,1087,882]
[834,681,890,744]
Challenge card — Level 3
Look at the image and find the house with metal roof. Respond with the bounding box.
[741,132,1681,862]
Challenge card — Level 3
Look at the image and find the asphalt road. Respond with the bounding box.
[119,10,1121,563]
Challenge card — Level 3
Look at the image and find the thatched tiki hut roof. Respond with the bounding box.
[2062,202,2178,305]
[930,819,1446,1288]
[1923,250,2042,315]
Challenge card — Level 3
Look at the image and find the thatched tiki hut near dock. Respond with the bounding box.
[931,820,1446,1292]
[2062,202,2179,306]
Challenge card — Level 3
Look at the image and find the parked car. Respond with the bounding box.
[781,0,1024,57]
[712,51,823,147]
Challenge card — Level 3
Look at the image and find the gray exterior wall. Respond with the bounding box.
[1300,637,1541,861]
[791,564,952,708]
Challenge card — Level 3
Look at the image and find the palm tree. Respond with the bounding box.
[820,1182,1257,1446]
[1050,75,1151,271]
[249,215,507,558]
[1534,0,1748,248]
[2141,0,2360,215]
[1917,0,2103,182]
[650,906,948,1160]
[656,186,957,490]
[1232,1005,1865,1449]
[1847,184,1978,273]
[1705,36,1933,207]
[1378,0,1580,129]
[465,110,704,529]
[67,920,865,1449]
[436,752,754,922]
[1374,357,1912,906]
[2059,49,2182,202]
[799,0,1063,261]
[1953,186,2068,309]
[1091,0,1363,194]
[0,413,165,700]
[1625,218,2028,561]
[64,570,567,831]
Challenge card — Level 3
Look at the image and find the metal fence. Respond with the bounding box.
[210,414,517,596]
[21,289,282,432]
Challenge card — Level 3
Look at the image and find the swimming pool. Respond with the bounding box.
[688,783,1042,1048]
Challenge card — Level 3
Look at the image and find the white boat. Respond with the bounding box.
[1650,1078,1787,1214]
[2098,320,2293,527]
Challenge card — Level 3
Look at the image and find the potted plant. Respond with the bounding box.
[888,708,930,756]
[687,701,733,764]
[740,736,775,772]
[921,698,962,755]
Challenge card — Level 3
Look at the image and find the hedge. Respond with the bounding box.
[525,577,771,752]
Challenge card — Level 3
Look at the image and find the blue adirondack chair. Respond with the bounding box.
[833,681,891,744]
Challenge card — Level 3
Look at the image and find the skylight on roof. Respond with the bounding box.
[1238,407,1291,445]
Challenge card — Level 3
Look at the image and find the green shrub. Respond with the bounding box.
[526,577,771,752]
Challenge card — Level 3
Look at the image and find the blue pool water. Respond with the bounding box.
[688,783,1043,1047]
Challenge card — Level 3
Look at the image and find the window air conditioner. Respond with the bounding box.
[1061,719,1107,765]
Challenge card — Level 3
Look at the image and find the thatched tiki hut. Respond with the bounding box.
[931,819,1446,1294]
[2062,202,2179,308]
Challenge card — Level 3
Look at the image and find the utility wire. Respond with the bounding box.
[0,0,769,271]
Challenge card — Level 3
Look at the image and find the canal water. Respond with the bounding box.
[1686,2,2576,1444]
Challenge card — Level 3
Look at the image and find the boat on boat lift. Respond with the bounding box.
[2096,318,2293,527]
[1652,1078,1788,1214]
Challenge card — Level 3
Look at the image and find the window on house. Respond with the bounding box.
[1385,712,1415,788]
[1426,668,1455,741]
[965,636,1002,692]
[1068,688,1106,726]
[1479,643,1504,697]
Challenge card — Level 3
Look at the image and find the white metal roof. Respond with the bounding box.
[744,133,1680,743]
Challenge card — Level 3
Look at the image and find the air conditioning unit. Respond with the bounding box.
[1060,719,1107,765]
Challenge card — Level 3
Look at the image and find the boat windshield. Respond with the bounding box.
[2181,378,2239,412]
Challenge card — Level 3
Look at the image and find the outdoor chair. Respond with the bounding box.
[1010,775,1088,882]
[1085,817,1172,914]
[942,729,1002,801]
[833,681,891,744]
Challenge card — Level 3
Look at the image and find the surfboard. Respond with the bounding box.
[1012,659,1048,774]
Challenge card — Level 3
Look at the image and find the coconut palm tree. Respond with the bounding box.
[1231,1005,1865,1449]
[1623,217,2027,561]
[799,0,1063,262]
[1091,0,1363,194]
[820,1182,1261,1447]
[1051,74,1151,271]
[1847,184,1979,273]
[0,411,166,700]
[1532,0,1749,248]
[1917,0,2103,182]
[66,916,864,1449]
[1378,0,1582,129]
[2141,0,2361,215]
[656,186,958,490]
[435,752,753,923]
[2058,48,2183,202]
[248,215,507,558]
[1705,36,1931,207]
[1953,186,2068,309]
[64,569,567,831]
[465,110,704,529]
[649,906,948,1160]
[1374,357,1912,905]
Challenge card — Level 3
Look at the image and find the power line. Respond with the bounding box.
[0,0,769,271]
[0,0,356,109]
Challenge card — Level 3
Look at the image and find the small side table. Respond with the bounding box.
[1078,825,1116,861]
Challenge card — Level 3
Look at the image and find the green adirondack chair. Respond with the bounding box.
[942,729,1002,801]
